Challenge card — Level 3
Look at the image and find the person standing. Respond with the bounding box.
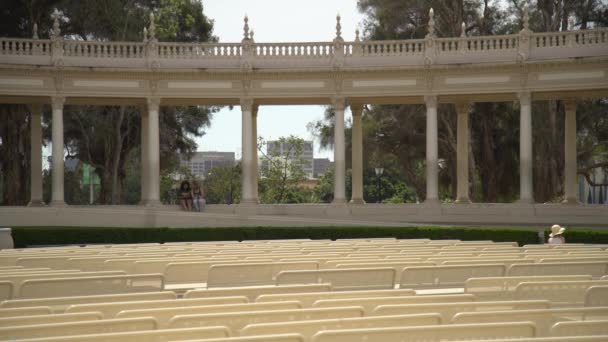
[548,224,566,244]
[192,181,206,212]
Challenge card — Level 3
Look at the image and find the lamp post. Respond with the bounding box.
[374,167,384,203]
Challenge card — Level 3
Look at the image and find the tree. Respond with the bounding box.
[258,136,310,204]
[203,164,241,204]
[309,0,608,204]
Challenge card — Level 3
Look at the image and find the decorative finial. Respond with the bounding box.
[243,15,250,40]
[33,23,39,39]
[355,28,360,42]
[427,8,435,38]
[460,22,466,37]
[250,29,254,41]
[336,13,342,39]
[51,9,60,38]
[149,12,156,41]
[143,27,148,42]
[522,1,530,32]
[569,16,575,30]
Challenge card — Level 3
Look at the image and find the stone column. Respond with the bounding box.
[518,91,534,203]
[332,97,347,204]
[563,99,579,204]
[50,96,66,206]
[455,102,470,203]
[140,107,149,205]
[252,105,259,201]
[350,104,364,204]
[240,98,257,204]
[142,97,161,206]
[425,95,439,203]
[28,104,45,206]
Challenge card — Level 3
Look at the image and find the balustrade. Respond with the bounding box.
[0,27,605,66]
[534,28,607,48]
[0,38,51,56]
[254,43,333,58]
[357,40,424,56]
[157,43,241,58]
[63,41,145,58]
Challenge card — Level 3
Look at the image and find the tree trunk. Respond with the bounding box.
[111,107,126,204]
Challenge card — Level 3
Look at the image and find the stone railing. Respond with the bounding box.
[158,42,242,58]
[0,28,606,69]
[0,38,51,56]
[254,42,334,58]
[64,40,146,58]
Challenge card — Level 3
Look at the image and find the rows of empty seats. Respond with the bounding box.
[0,237,607,341]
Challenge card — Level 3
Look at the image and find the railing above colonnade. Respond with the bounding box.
[1,11,607,70]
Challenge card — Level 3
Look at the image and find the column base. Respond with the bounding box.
[561,197,581,205]
[140,199,163,207]
[239,199,259,206]
[349,198,365,205]
[27,200,46,207]
[454,197,471,204]
[49,200,67,207]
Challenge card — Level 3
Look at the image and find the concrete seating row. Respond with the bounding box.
[1,291,177,312]
[0,274,164,299]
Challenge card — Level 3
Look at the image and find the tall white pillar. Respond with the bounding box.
[350,104,364,204]
[50,96,66,206]
[332,97,347,204]
[252,105,259,201]
[240,98,257,204]
[142,97,161,206]
[425,95,439,203]
[455,102,470,203]
[562,99,579,204]
[518,91,534,203]
[28,104,44,206]
[140,107,149,205]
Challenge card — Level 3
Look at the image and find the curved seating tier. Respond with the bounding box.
[0,237,606,341]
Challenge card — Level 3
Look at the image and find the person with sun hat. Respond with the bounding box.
[548,224,566,244]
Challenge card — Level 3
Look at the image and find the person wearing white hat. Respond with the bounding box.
[548,224,566,244]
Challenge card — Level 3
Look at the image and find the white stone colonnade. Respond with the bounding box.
[0,10,603,226]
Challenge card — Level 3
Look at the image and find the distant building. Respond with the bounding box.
[313,158,332,178]
[182,151,235,178]
[266,140,314,178]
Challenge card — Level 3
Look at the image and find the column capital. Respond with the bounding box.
[562,99,577,112]
[331,96,346,111]
[51,96,65,111]
[146,97,161,111]
[424,95,438,108]
[517,91,531,104]
[240,97,254,111]
[454,102,470,116]
[252,104,259,117]
[350,104,364,116]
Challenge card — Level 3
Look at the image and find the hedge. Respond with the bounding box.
[10,226,543,248]
[545,229,608,244]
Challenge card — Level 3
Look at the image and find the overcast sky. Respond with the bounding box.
[197,0,365,160]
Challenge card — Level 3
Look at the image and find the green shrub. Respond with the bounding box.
[545,229,608,244]
[11,226,541,248]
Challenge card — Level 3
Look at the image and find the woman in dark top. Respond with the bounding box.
[179,180,193,211]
